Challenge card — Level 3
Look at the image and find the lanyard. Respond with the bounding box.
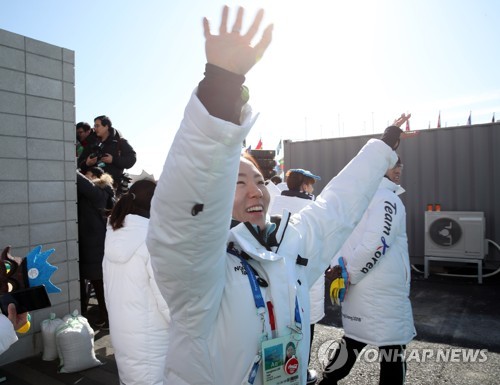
[228,245,303,385]
[227,245,302,334]
[239,256,266,311]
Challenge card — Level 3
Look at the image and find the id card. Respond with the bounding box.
[261,335,300,385]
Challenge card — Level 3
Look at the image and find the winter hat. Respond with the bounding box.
[287,169,321,180]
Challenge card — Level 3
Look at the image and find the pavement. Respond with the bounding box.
[1,263,499,384]
[313,264,500,384]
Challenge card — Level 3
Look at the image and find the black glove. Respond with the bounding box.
[380,125,403,150]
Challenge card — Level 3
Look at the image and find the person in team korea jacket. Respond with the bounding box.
[146,6,409,385]
[320,156,416,385]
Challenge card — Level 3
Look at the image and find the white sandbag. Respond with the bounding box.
[40,313,64,361]
[56,310,102,373]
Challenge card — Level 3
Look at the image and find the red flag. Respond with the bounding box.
[255,138,263,150]
[437,111,441,128]
[405,119,410,131]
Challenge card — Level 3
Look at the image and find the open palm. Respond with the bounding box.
[203,6,273,76]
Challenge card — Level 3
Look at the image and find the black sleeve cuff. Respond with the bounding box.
[380,125,403,150]
[197,63,247,125]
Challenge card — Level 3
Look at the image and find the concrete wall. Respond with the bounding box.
[0,28,78,364]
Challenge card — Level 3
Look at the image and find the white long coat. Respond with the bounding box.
[103,214,170,385]
[338,178,416,346]
[147,92,397,385]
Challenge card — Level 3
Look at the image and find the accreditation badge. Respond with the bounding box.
[261,335,300,385]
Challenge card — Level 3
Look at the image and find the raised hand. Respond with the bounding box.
[393,112,412,128]
[380,112,412,150]
[203,6,273,75]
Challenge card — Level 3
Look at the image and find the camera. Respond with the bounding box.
[89,142,105,160]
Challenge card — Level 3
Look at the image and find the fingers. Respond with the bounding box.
[7,303,16,323]
[219,5,229,34]
[243,8,264,41]
[231,6,244,34]
[393,112,411,127]
[203,17,211,39]
[254,23,274,60]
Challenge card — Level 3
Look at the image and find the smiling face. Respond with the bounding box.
[386,163,403,185]
[232,158,270,229]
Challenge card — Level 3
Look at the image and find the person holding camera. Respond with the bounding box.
[78,115,137,196]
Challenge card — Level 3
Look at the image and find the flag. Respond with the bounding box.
[255,138,263,150]
[467,111,471,125]
[275,139,282,155]
[437,111,441,128]
[492,113,496,123]
[405,119,410,131]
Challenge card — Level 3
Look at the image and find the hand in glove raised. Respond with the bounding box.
[326,257,349,306]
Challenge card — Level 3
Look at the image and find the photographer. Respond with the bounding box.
[76,121,97,158]
[78,115,137,196]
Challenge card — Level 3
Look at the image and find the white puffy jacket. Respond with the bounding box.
[103,214,170,385]
[338,178,416,346]
[0,314,17,355]
[268,194,325,324]
[147,92,397,385]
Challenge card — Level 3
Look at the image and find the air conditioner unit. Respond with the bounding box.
[424,211,485,259]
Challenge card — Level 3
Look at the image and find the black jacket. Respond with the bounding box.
[281,189,314,200]
[78,128,136,190]
[76,172,115,280]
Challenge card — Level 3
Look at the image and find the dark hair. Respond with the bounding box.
[241,152,264,175]
[88,166,105,178]
[270,175,282,184]
[285,170,316,191]
[94,115,112,129]
[76,122,91,132]
[109,180,156,230]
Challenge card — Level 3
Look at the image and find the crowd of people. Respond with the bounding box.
[75,115,137,329]
[2,5,416,385]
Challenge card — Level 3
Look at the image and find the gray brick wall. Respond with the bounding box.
[0,28,77,365]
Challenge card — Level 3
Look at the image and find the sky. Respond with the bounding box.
[2,0,499,178]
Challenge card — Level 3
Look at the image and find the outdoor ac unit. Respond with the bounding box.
[424,211,485,259]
